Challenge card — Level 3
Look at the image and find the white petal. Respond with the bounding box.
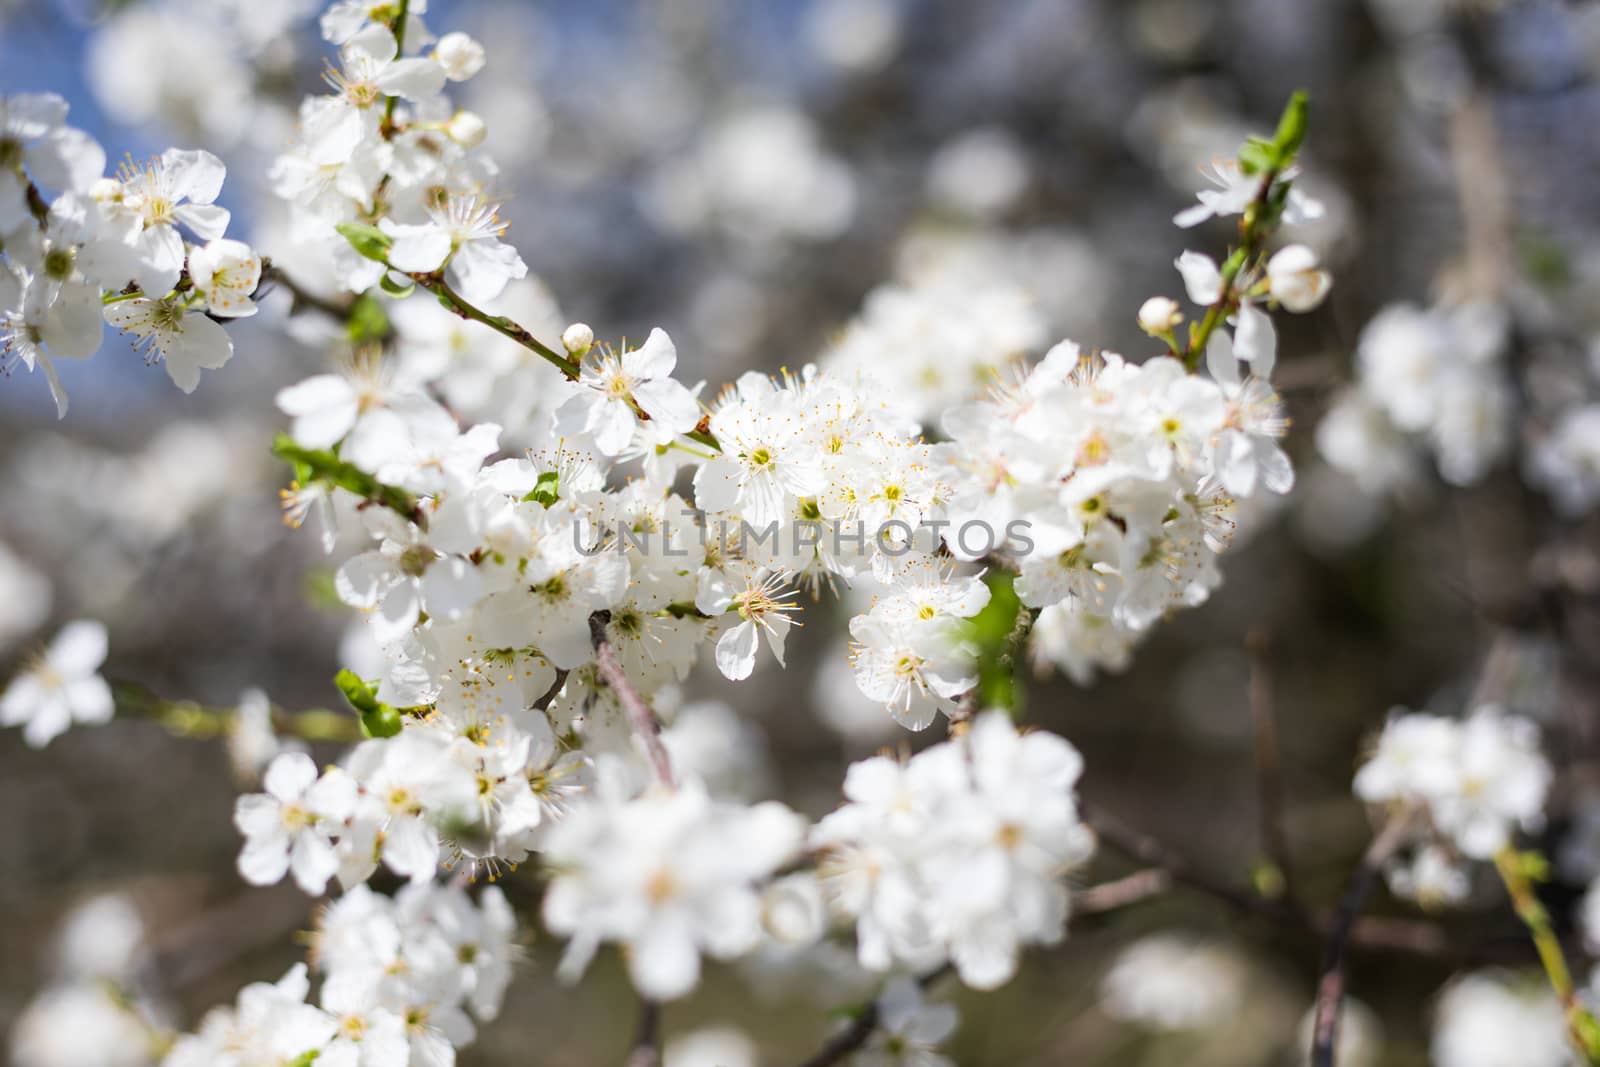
[1175,251,1222,305]
[384,224,452,272]
[174,202,231,242]
[263,751,318,802]
[49,620,108,675]
[714,620,759,680]
[628,920,701,1001]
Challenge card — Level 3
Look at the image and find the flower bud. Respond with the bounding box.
[562,322,595,357]
[446,110,488,149]
[435,32,487,82]
[1138,296,1183,336]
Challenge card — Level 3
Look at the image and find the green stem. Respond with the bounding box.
[113,682,364,744]
[1494,847,1600,1064]
[1182,169,1278,371]
[382,0,412,131]
[412,271,580,378]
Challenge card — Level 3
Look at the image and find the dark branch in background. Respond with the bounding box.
[791,964,954,1067]
[588,611,676,788]
[1087,803,1532,964]
[625,999,662,1067]
[1309,811,1417,1067]
[1073,867,1173,915]
[256,261,354,321]
[1247,628,1296,902]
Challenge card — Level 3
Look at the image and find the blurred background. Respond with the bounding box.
[4,0,1600,1063]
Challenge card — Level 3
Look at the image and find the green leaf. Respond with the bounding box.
[335,222,393,264]
[522,469,561,507]
[272,434,420,525]
[379,271,416,298]
[346,292,391,344]
[964,570,1029,714]
[1273,89,1309,161]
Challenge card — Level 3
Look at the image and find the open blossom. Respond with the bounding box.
[98,148,230,297]
[1174,159,1324,228]
[694,373,826,530]
[555,328,702,455]
[234,752,358,894]
[103,294,233,393]
[383,193,527,303]
[855,978,960,1067]
[542,778,806,1000]
[186,238,262,318]
[697,566,798,681]
[0,620,112,748]
[304,25,446,164]
[0,270,102,417]
[810,713,1093,988]
[0,93,105,224]
[1354,705,1551,860]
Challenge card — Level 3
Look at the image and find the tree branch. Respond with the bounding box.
[589,611,676,788]
[1309,810,1417,1067]
[625,998,663,1067]
[256,261,355,321]
[792,965,953,1067]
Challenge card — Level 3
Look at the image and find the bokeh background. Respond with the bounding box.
[4,0,1600,1063]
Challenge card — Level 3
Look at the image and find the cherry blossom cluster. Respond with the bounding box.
[1353,704,1552,905]
[820,271,1047,425]
[809,712,1095,989]
[164,881,515,1067]
[1,93,259,414]
[541,769,807,1000]
[235,703,585,895]
[1318,301,1513,494]
[0,1,1343,1061]
[270,2,511,303]
[932,233,1327,686]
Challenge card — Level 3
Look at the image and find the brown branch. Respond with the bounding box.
[589,611,675,788]
[532,668,569,713]
[1247,628,1296,901]
[1309,810,1417,1067]
[1074,867,1172,915]
[1086,803,1530,963]
[625,998,662,1067]
[257,261,355,321]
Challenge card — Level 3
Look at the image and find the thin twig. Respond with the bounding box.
[589,611,675,788]
[1309,809,1417,1067]
[624,998,662,1067]
[1084,804,1290,921]
[532,668,569,713]
[256,261,354,321]
[1247,628,1295,901]
[792,964,953,1067]
[1074,867,1173,915]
